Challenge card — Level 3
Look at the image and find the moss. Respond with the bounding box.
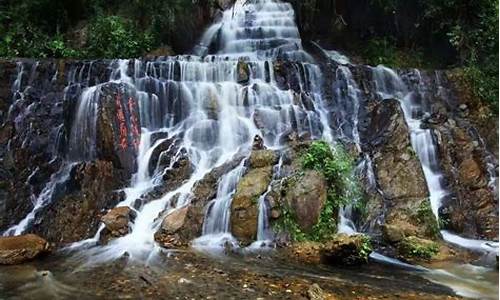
[398,236,439,260]
[416,200,440,238]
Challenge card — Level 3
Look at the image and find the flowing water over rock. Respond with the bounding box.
[0,0,497,299]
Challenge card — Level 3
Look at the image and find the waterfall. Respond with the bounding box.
[372,65,499,254]
[53,0,336,262]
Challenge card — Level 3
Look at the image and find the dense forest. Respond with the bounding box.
[0,0,497,108]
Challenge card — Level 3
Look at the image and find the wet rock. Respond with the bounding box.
[100,207,136,242]
[359,99,432,241]
[95,82,141,176]
[153,157,246,247]
[458,158,484,188]
[237,60,250,85]
[231,167,273,244]
[162,154,193,188]
[32,160,127,246]
[433,118,498,240]
[0,234,50,265]
[147,137,176,176]
[284,170,327,232]
[320,234,372,266]
[248,149,278,169]
[154,206,200,248]
[397,236,439,261]
[252,135,264,150]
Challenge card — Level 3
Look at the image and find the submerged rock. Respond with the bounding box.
[0,234,50,265]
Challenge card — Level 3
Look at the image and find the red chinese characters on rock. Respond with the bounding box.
[128,97,140,151]
[115,93,129,151]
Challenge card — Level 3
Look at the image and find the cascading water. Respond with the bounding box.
[58,0,334,262]
[372,65,498,254]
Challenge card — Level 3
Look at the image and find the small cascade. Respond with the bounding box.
[195,162,246,249]
[3,163,75,236]
[254,156,284,244]
[372,65,499,253]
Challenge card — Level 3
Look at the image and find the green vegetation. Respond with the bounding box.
[416,200,440,238]
[398,236,439,260]
[359,235,373,262]
[273,141,362,242]
[0,0,208,58]
[365,0,498,110]
[272,197,307,242]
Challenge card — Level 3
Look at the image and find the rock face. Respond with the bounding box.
[95,82,141,176]
[433,118,499,240]
[284,170,327,232]
[32,160,127,245]
[358,99,435,242]
[231,167,273,244]
[0,234,50,265]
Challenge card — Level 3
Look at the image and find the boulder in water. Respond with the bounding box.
[154,205,203,248]
[237,60,250,85]
[0,234,50,265]
[231,167,273,244]
[101,206,136,238]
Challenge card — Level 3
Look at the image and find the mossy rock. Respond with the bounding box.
[249,149,278,169]
[320,234,373,266]
[398,236,439,261]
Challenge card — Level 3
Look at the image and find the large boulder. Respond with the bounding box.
[95,82,141,176]
[100,206,136,243]
[284,170,327,232]
[0,234,50,265]
[358,99,434,242]
[155,206,190,248]
[230,167,273,244]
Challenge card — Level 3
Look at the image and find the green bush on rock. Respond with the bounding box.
[273,141,362,242]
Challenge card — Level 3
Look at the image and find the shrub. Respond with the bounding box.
[274,141,361,242]
[86,15,153,58]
